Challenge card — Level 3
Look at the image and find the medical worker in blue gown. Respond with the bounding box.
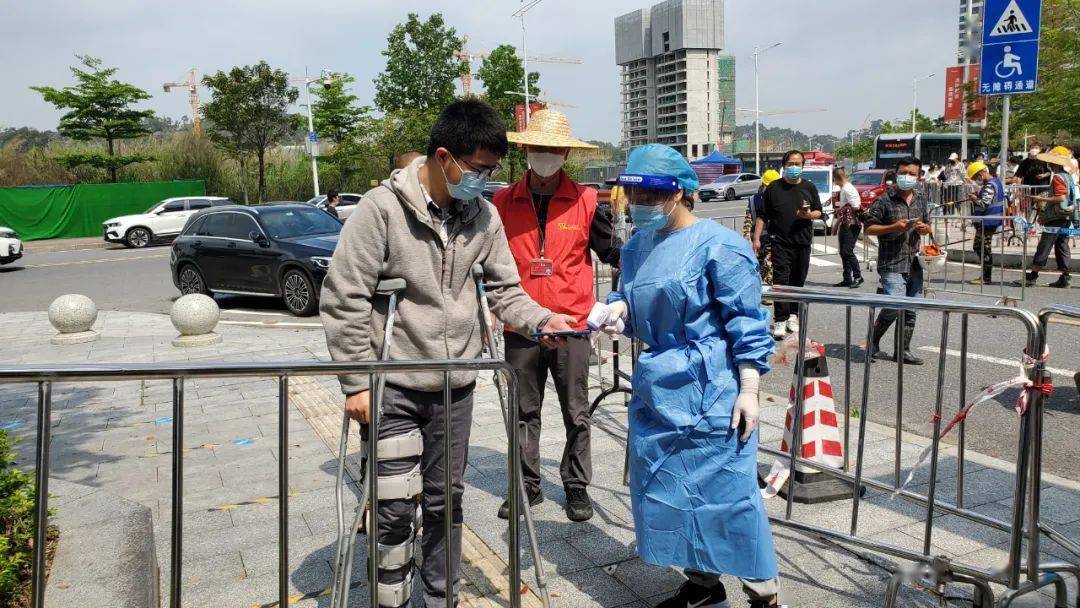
[594,144,780,608]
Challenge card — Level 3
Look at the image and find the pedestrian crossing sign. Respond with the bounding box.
[980,0,1042,96]
[989,0,1034,37]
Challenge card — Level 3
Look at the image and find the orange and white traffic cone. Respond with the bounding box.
[762,349,858,503]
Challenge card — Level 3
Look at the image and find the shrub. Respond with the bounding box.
[0,430,38,606]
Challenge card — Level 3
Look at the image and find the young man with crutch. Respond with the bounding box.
[320,99,575,608]
[492,109,622,522]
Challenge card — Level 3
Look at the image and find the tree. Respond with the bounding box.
[202,62,299,203]
[32,55,155,182]
[476,44,540,129]
[312,72,370,144]
[374,13,464,113]
[1012,0,1079,139]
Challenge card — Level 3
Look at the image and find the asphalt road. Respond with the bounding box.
[3,207,1078,480]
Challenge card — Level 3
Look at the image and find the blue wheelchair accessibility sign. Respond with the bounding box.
[979,0,1042,96]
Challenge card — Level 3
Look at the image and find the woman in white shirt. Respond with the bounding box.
[832,167,864,287]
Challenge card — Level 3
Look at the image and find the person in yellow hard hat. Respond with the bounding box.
[964,160,1005,285]
[744,169,781,284]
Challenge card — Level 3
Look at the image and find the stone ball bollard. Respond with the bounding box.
[48,294,99,345]
[170,294,222,347]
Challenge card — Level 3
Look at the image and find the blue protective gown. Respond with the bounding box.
[608,219,778,580]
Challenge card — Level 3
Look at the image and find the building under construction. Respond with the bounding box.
[614,0,734,159]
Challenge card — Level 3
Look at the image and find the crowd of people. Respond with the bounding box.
[315,95,1078,608]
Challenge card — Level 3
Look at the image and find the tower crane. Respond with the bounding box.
[163,68,201,137]
[454,35,581,96]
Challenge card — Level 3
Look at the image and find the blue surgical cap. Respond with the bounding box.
[624,144,699,193]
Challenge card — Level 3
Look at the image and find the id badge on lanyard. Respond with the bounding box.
[530,257,553,277]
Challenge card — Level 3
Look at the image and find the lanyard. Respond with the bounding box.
[531,193,551,257]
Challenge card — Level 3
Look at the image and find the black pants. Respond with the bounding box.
[973,225,998,281]
[504,332,592,493]
[771,243,811,320]
[1032,230,1072,274]
[838,223,862,282]
[366,383,475,608]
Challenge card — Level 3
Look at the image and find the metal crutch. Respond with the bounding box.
[330,278,407,608]
[471,264,553,608]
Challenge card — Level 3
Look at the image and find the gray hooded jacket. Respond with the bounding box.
[320,157,553,393]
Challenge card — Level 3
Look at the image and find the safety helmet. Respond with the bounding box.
[966,161,989,180]
[761,169,781,186]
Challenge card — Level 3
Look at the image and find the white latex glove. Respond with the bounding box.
[600,301,628,335]
[732,365,760,442]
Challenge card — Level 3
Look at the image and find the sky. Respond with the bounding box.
[0,0,960,143]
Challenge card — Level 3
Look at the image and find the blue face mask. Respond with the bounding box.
[783,165,803,181]
[629,203,672,231]
[896,174,918,191]
[442,155,488,201]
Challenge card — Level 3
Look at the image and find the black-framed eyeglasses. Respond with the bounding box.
[454,155,502,180]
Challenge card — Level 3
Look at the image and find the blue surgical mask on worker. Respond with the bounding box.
[783,165,803,181]
[895,174,918,191]
[442,154,488,200]
[629,201,675,231]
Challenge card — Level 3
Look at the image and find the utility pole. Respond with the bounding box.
[960,0,974,162]
[752,41,782,175]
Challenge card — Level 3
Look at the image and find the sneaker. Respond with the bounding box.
[655,580,729,608]
[786,314,799,334]
[748,598,779,608]
[770,322,787,339]
[833,279,853,288]
[564,486,594,522]
[967,277,994,285]
[497,487,544,520]
[850,277,865,288]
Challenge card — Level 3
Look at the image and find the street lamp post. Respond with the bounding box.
[512,0,544,126]
[911,72,935,135]
[753,41,782,175]
[295,68,335,198]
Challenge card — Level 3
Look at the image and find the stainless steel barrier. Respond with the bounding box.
[1036,305,1080,561]
[5,358,523,608]
[925,214,1028,305]
[713,213,835,267]
[761,286,1076,607]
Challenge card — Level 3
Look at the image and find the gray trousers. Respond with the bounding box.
[504,332,592,493]
[368,382,475,608]
[686,569,780,602]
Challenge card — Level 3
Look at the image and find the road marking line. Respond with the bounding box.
[219,320,323,328]
[812,243,840,255]
[808,257,840,267]
[25,253,168,268]
[918,346,1074,377]
[1049,316,1080,327]
[223,309,291,317]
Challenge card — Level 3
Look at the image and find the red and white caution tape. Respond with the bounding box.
[894,350,1052,495]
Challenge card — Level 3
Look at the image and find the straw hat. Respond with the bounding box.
[506,108,597,150]
[1036,145,1073,168]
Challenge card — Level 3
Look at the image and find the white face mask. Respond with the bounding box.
[1030,148,1041,157]
[527,152,566,178]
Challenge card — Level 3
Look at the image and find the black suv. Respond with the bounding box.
[170,203,341,315]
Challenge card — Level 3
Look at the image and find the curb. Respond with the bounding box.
[23,239,114,254]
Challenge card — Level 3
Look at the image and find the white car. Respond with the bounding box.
[700,173,762,201]
[800,165,835,233]
[305,193,363,221]
[103,196,236,248]
[0,227,22,265]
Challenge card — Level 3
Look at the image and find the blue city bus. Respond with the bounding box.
[874,133,984,169]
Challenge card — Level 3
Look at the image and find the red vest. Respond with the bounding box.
[493,172,597,329]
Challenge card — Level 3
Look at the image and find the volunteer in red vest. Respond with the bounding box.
[493,109,622,522]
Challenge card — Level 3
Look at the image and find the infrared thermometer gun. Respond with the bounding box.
[586,302,625,334]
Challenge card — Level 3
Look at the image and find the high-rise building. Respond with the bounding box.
[615,0,733,159]
[958,0,984,63]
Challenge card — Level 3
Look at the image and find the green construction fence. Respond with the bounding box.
[0,180,206,241]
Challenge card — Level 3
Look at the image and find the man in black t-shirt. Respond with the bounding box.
[1013,143,1052,188]
[753,150,822,339]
